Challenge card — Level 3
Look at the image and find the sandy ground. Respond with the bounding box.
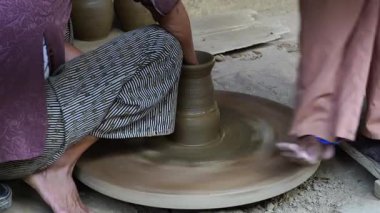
[5,9,380,213]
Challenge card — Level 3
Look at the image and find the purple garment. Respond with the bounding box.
[0,0,71,163]
[0,0,179,163]
[136,0,179,15]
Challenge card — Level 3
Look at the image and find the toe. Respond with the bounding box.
[277,142,320,165]
[321,145,335,160]
[276,142,302,152]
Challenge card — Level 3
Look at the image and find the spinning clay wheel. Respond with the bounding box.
[75,51,319,209]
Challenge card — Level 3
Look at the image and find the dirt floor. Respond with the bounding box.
[5,9,380,213]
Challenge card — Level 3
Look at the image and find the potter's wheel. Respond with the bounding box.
[75,52,319,209]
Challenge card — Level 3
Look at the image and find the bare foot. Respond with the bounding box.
[25,166,88,213]
[276,136,335,165]
[24,136,97,213]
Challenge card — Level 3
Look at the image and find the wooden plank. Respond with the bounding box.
[340,142,380,179]
[191,9,288,54]
[193,24,283,55]
[375,180,380,199]
[191,9,259,36]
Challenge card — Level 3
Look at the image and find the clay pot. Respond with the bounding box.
[71,0,114,41]
[172,51,221,146]
[114,0,155,32]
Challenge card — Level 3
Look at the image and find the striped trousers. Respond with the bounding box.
[0,25,183,179]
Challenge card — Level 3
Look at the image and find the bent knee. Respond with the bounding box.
[119,25,183,75]
[145,25,183,67]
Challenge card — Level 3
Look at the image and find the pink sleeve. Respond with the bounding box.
[134,0,179,15]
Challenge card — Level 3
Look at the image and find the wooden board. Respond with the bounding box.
[191,9,289,54]
[340,142,380,179]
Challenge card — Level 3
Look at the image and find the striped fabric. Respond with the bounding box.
[0,184,11,211]
[0,25,182,179]
[64,19,74,44]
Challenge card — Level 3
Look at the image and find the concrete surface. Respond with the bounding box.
[5,2,380,213]
[191,9,287,54]
[182,0,296,17]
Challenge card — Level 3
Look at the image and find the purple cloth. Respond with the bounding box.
[0,0,71,163]
[0,0,178,163]
[136,0,179,15]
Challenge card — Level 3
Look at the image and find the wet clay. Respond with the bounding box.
[75,51,319,209]
[114,0,155,32]
[172,51,221,146]
[71,0,114,41]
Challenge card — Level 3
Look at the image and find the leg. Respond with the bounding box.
[24,41,89,213]
[25,42,104,211]
[90,26,183,139]
[353,16,380,172]
[32,25,181,212]
[362,17,380,140]
[278,0,377,164]
[277,136,335,165]
[48,25,182,144]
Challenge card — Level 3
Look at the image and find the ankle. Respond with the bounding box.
[297,135,319,145]
[298,135,340,146]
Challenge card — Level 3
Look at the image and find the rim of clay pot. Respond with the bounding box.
[181,51,215,78]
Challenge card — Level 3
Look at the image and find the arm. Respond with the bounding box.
[139,0,198,65]
[64,42,82,62]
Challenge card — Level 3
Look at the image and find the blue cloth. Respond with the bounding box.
[136,0,179,15]
[316,137,340,145]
